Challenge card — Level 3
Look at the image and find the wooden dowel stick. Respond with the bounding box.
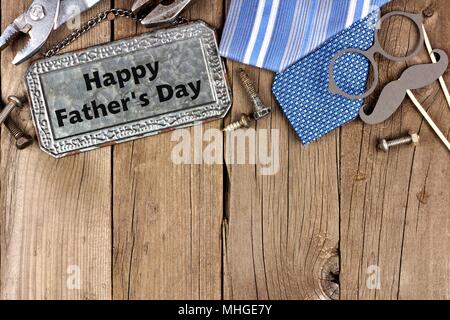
[422,25,450,109]
[407,90,450,151]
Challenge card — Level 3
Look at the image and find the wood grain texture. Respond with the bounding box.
[222,65,340,299]
[112,0,223,300]
[340,0,450,300]
[0,1,112,299]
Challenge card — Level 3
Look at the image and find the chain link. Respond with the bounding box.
[44,9,141,58]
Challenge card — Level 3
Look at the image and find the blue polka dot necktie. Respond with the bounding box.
[272,11,379,144]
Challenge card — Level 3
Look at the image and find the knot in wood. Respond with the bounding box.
[423,7,435,18]
[320,254,340,300]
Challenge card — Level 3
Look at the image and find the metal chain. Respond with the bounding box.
[44,9,141,58]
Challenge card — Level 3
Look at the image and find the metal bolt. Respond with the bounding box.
[223,114,253,132]
[29,4,46,21]
[4,117,33,150]
[239,68,272,121]
[423,7,435,18]
[378,132,420,152]
[0,96,24,125]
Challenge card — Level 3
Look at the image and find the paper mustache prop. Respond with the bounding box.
[326,10,450,151]
[360,49,449,124]
[329,11,450,126]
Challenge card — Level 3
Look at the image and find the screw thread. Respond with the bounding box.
[239,69,272,120]
[239,69,259,100]
[223,114,253,132]
[5,117,24,139]
[387,137,413,147]
[3,117,33,150]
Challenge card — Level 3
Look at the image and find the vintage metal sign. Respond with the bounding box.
[25,21,232,158]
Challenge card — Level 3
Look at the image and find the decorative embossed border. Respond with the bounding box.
[25,21,232,158]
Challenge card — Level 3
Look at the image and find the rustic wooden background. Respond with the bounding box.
[0,0,448,300]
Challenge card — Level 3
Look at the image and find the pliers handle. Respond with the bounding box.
[0,0,102,65]
[0,0,60,65]
[0,0,190,64]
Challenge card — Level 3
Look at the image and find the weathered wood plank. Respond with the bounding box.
[0,0,112,300]
[340,0,450,300]
[223,62,340,299]
[397,0,450,300]
[112,0,223,300]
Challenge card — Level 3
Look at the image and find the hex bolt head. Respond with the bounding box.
[378,132,420,152]
[4,117,34,150]
[15,134,34,150]
[0,96,33,151]
[410,132,420,145]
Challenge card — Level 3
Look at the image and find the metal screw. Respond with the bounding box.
[378,132,420,152]
[223,114,253,132]
[4,117,33,150]
[239,68,272,120]
[423,7,435,18]
[29,4,46,21]
[0,96,24,125]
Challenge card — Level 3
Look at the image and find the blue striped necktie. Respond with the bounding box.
[220,0,390,72]
[220,0,392,144]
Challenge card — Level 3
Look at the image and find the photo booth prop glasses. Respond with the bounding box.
[329,11,450,152]
[329,11,425,100]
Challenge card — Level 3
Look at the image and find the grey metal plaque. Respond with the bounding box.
[25,21,232,158]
